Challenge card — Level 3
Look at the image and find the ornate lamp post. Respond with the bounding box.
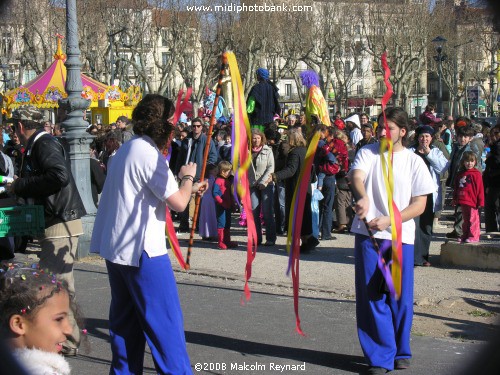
[59,0,94,258]
[108,27,127,86]
[489,70,496,116]
[432,36,447,116]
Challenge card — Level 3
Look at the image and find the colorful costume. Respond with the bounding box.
[301,71,331,129]
[213,175,236,249]
[246,68,281,131]
[199,175,217,239]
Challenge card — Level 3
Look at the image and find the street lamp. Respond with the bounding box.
[59,0,95,257]
[488,70,495,117]
[108,27,127,86]
[432,36,447,116]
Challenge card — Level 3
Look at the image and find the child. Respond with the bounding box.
[219,134,232,162]
[213,161,237,249]
[199,164,218,241]
[0,261,73,375]
[453,151,484,243]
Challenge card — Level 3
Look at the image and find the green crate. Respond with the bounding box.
[0,205,45,237]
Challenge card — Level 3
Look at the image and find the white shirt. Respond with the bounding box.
[90,135,179,266]
[349,143,435,244]
[350,127,363,146]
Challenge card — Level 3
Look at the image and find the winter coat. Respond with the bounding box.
[175,133,217,180]
[454,168,484,208]
[409,146,447,212]
[13,130,86,227]
[249,145,274,188]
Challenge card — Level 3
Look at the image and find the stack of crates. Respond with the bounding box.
[0,205,45,237]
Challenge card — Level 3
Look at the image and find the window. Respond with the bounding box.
[429,82,436,95]
[162,52,170,66]
[376,80,385,95]
[342,25,350,34]
[355,41,363,54]
[285,83,292,99]
[354,25,361,34]
[345,61,351,75]
[357,84,364,95]
[23,69,36,84]
[356,61,363,77]
[1,32,13,56]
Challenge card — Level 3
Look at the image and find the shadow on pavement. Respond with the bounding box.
[415,311,500,341]
[185,331,367,373]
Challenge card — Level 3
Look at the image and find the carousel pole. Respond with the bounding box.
[185,53,228,269]
[59,0,95,258]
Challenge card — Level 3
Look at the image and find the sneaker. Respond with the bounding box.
[263,241,275,246]
[366,367,388,374]
[445,231,460,239]
[395,358,411,369]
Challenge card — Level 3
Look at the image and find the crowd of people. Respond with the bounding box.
[0,83,498,375]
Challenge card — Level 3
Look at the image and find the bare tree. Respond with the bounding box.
[361,0,436,112]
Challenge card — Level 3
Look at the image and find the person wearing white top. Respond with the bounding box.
[348,108,435,374]
[91,94,207,375]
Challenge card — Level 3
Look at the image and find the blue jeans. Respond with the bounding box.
[251,184,276,243]
[274,181,286,233]
[319,175,336,238]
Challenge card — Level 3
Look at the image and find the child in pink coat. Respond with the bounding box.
[453,151,484,243]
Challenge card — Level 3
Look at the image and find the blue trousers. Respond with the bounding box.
[354,234,414,370]
[106,252,192,375]
[215,206,231,229]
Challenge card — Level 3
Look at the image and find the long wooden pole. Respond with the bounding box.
[185,52,228,269]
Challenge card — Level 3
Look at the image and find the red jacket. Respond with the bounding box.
[454,168,484,208]
[213,175,233,209]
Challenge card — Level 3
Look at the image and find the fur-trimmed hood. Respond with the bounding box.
[12,348,71,375]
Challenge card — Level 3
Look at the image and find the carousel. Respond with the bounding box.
[2,36,141,124]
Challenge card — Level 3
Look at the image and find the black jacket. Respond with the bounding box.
[14,129,86,227]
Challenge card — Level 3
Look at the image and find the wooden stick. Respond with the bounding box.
[185,52,228,269]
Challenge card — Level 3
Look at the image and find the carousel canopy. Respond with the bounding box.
[3,36,111,110]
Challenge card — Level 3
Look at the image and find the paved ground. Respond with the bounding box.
[65,261,487,375]
[11,205,499,374]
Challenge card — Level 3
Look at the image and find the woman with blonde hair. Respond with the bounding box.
[271,129,318,252]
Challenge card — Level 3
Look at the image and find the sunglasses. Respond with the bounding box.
[193,124,203,128]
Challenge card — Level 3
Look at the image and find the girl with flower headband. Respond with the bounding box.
[0,261,83,375]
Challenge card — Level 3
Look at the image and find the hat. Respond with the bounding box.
[334,119,345,130]
[415,125,434,136]
[256,68,270,80]
[7,106,49,123]
[344,114,361,129]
